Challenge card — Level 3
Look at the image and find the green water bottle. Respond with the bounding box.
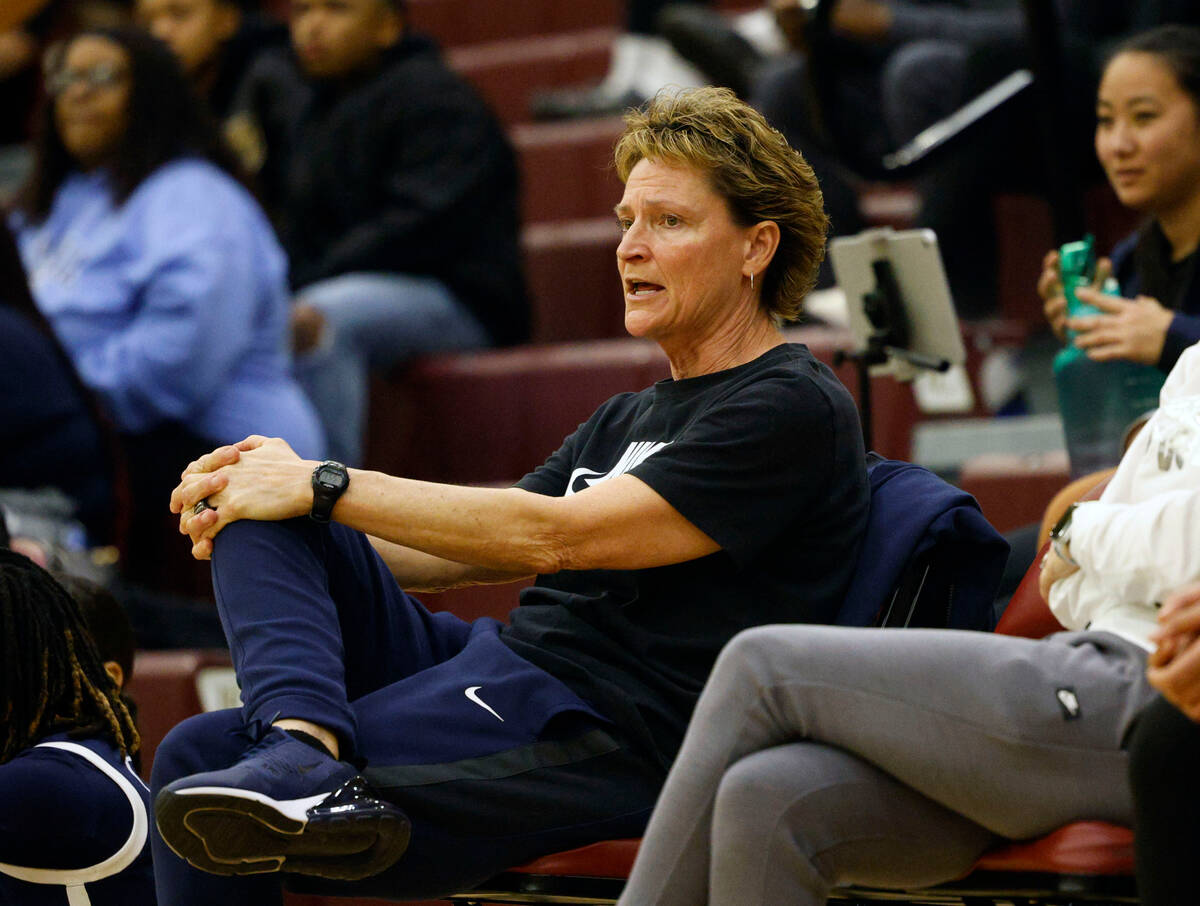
[1053,235,1164,476]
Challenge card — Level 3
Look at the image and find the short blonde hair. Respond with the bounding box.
[614,86,828,322]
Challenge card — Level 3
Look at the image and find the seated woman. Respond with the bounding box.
[150,86,870,905]
[1041,25,1200,374]
[616,339,1200,904]
[0,548,153,905]
[9,27,324,581]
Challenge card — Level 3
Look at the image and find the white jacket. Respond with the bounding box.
[1049,344,1200,649]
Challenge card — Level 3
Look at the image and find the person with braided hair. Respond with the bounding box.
[0,548,155,905]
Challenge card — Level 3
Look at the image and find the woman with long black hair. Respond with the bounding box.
[10,27,323,580]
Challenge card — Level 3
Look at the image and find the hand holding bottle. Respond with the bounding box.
[1040,250,1113,341]
[1069,288,1174,366]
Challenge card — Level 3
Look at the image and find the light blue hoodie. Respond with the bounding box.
[13,158,325,459]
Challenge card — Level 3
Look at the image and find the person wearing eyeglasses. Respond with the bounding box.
[9,27,325,589]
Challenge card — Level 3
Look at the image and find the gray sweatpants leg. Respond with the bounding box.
[618,624,1154,906]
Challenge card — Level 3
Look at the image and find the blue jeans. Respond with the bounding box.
[294,272,490,465]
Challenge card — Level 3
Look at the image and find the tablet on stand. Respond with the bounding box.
[828,227,972,450]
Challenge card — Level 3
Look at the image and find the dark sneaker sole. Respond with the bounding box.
[156,787,411,881]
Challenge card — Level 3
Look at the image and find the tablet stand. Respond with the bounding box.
[834,258,951,450]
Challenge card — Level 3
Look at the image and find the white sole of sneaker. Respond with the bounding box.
[156,781,411,881]
[172,786,329,828]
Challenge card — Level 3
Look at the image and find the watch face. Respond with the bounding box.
[316,464,344,489]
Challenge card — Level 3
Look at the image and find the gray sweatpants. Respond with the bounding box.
[617,624,1154,906]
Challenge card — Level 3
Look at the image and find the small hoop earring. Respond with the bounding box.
[749,272,754,290]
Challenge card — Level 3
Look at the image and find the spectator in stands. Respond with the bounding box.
[10,27,324,583]
[751,0,1025,308]
[0,548,154,906]
[232,0,528,466]
[1127,579,1200,906]
[1041,25,1200,375]
[0,222,115,544]
[150,86,869,904]
[614,337,1200,905]
[135,0,287,122]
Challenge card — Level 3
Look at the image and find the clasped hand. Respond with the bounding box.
[170,435,312,560]
[1068,287,1172,366]
[1038,544,1079,603]
[1149,582,1200,721]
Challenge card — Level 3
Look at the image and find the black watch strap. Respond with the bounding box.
[1050,502,1079,566]
[310,461,350,524]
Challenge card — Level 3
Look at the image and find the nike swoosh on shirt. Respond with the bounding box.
[465,685,504,722]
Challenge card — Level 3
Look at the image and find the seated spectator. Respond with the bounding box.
[0,548,154,905]
[615,339,1200,905]
[753,0,1025,308]
[135,0,287,122]
[10,27,324,583]
[1127,579,1200,906]
[232,0,528,466]
[1041,25,1200,375]
[149,87,870,903]
[0,222,115,544]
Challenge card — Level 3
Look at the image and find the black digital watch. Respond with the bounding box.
[1049,502,1079,567]
[310,461,350,524]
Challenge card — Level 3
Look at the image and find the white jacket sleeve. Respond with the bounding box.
[1067,489,1200,608]
[1047,344,1200,631]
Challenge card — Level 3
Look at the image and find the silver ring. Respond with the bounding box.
[192,498,213,515]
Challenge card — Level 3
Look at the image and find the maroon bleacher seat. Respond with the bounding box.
[511,118,625,223]
[958,451,1072,534]
[125,649,231,780]
[409,0,622,49]
[521,218,624,343]
[449,30,612,127]
[363,337,670,485]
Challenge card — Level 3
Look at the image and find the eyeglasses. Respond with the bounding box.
[45,62,129,96]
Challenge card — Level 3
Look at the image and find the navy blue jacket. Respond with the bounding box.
[836,455,1009,631]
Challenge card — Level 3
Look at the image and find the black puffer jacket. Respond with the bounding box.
[238,33,529,346]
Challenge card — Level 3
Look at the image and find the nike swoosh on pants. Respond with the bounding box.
[464,685,504,722]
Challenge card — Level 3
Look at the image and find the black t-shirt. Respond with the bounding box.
[501,343,869,768]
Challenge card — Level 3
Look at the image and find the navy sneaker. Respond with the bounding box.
[155,728,410,880]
